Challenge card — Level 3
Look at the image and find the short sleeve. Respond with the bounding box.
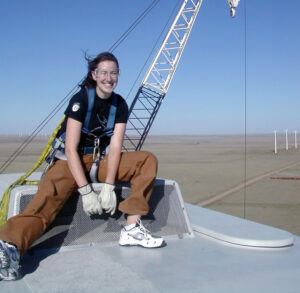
[115,95,129,124]
[64,89,87,123]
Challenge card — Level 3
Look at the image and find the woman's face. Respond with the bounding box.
[92,60,119,99]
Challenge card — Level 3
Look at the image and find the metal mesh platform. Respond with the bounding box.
[8,179,193,251]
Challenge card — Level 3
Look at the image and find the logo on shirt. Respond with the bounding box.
[72,103,80,112]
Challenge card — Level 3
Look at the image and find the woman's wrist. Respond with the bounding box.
[104,180,115,185]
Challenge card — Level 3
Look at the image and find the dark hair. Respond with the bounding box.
[80,51,119,88]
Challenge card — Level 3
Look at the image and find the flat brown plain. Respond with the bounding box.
[1,134,300,235]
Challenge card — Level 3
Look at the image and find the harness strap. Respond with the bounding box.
[106,93,117,134]
[89,157,101,183]
[82,88,117,135]
[46,87,117,183]
[82,87,95,134]
[89,93,117,183]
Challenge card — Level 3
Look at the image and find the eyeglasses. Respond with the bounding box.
[93,69,120,79]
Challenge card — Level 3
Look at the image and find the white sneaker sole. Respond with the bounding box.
[0,269,19,281]
[119,237,166,248]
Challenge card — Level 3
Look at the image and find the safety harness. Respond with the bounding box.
[45,87,117,182]
[0,88,116,226]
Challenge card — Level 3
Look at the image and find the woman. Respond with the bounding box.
[0,52,165,281]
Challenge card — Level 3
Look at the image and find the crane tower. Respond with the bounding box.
[123,0,239,151]
[124,0,203,151]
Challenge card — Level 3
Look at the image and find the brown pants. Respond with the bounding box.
[0,151,157,256]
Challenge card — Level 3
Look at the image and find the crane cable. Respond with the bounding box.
[0,0,160,175]
[123,0,182,148]
[0,0,160,226]
[124,0,182,103]
[109,0,160,52]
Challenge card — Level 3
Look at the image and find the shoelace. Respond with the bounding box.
[137,219,150,239]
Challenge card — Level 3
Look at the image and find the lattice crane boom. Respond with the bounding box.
[124,0,240,151]
[142,0,203,95]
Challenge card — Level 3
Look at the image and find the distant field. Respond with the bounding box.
[1,134,300,235]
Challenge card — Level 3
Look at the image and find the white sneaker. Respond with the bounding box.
[119,220,166,248]
[0,240,20,281]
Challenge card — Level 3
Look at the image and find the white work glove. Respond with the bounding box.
[78,184,103,216]
[98,183,117,215]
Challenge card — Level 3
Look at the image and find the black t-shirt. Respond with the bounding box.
[58,87,128,153]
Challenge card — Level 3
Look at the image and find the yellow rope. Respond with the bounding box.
[0,116,65,226]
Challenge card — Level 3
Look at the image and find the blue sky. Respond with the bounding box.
[0,0,299,135]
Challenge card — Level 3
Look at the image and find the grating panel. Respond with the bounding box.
[8,179,193,251]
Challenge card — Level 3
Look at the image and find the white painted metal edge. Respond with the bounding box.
[186,203,294,248]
